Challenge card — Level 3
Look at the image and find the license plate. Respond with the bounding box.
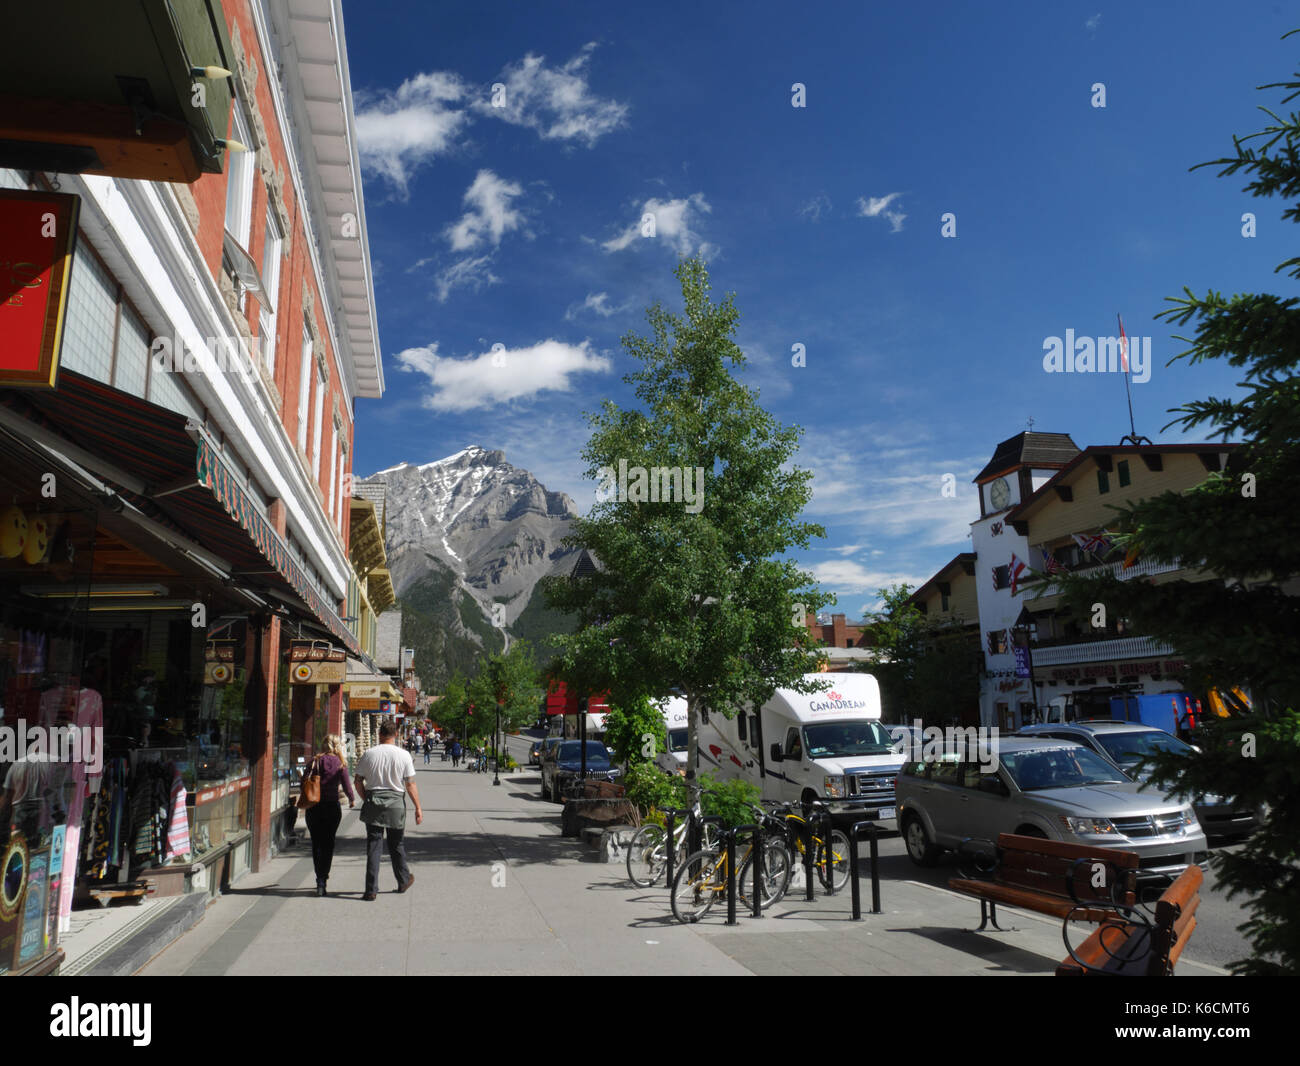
[879,807,896,820]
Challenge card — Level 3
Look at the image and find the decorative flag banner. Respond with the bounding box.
[1072,530,1113,557]
[1118,314,1130,374]
[1009,553,1028,595]
[1123,543,1142,570]
[1042,548,1064,574]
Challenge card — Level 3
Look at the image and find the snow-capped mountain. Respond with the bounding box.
[360,445,579,630]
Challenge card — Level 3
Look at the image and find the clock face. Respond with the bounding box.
[990,477,1010,510]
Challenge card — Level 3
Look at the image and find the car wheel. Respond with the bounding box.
[903,815,940,867]
[1016,825,1047,838]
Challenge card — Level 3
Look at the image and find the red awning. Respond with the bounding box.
[1,371,358,652]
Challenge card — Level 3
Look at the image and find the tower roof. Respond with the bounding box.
[973,431,1080,483]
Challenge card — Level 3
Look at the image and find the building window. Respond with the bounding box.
[311,366,326,481]
[1097,469,1110,494]
[1117,459,1131,488]
[941,590,951,612]
[115,303,150,397]
[259,208,282,373]
[327,423,337,517]
[297,326,313,453]
[992,564,1009,591]
[60,244,117,382]
[223,105,255,249]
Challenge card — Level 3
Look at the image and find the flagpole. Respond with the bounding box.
[1117,313,1151,446]
[1119,313,1137,439]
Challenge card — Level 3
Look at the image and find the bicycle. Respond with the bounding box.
[669,806,793,923]
[766,799,851,893]
[625,806,719,888]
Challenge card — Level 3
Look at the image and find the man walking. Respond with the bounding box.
[353,722,422,901]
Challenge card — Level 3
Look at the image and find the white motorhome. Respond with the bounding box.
[696,673,904,823]
[655,697,689,772]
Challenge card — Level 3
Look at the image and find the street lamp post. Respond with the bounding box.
[493,699,503,786]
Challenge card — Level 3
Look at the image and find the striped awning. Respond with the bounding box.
[1,371,358,652]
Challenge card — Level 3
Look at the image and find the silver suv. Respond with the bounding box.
[1018,721,1263,839]
[896,737,1207,880]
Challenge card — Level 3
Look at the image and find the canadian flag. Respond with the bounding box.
[1009,553,1028,596]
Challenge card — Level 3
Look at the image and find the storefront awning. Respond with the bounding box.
[0,371,358,653]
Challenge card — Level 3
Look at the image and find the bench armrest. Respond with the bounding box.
[1064,855,1133,910]
[1060,904,1154,975]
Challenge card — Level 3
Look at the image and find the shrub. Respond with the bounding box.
[699,772,761,829]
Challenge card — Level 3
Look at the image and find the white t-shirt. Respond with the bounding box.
[355,743,416,792]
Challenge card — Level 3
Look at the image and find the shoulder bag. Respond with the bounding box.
[297,756,322,809]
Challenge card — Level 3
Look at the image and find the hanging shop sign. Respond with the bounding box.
[287,640,346,662]
[0,189,79,388]
[203,662,236,685]
[291,660,346,685]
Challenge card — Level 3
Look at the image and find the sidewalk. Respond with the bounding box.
[139,753,1228,976]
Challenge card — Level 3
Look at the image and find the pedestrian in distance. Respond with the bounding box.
[423,736,432,764]
[353,721,422,901]
[304,734,355,897]
[450,740,462,768]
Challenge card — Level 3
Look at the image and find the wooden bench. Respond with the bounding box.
[1057,864,1202,976]
[948,833,1139,931]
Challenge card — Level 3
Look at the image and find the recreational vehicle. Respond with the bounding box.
[696,673,904,824]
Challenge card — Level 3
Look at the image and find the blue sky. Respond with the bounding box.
[343,0,1296,618]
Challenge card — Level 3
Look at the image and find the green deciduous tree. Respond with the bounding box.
[601,692,667,766]
[1056,41,1300,974]
[543,257,831,803]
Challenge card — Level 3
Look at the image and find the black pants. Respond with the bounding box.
[305,801,342,885]
[365,823,410,894]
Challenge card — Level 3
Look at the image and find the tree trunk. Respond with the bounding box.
[685,691,701,806]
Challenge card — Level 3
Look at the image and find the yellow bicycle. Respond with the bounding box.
[670,807,793,923]
[769,801,851,893]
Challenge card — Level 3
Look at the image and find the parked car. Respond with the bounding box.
[540,740,619,803]
[896,736,1207,882]
[1018,721,1262,839]
[532,735,563,768]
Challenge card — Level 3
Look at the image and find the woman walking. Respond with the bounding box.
[304,734,355,897]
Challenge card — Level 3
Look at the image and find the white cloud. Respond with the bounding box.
[477,43,628,145]
[396,339,612,411]
[445,170,526,251]
[810,560,927,597]
[1085,13,1101,32]
[602,193,714,256]
[356,72,470,197]
[432,256,499,302]
[564,291,626,321]
[798,194,832,222]
[856,192,907,233]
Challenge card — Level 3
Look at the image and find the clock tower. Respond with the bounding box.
[970,431,1081,730]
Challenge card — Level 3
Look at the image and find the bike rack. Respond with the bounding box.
[797,800,837,899]
[848,816,883,918]
[731,823,763,923]
[660,806,699,888]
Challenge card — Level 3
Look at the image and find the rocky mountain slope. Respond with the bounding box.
[359,446,580,685]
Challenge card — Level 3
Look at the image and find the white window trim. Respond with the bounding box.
[297,327,312,453]
[311,365,326,481]
[259,208,282,373]
[223,105,255,250]
[327,423,337,517]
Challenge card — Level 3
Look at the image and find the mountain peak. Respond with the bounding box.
[359,447,579,630]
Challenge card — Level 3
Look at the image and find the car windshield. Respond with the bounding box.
[668,729,688,753]
[557,741,609,761]
[804,721,896,757]
[1001,746,1129,791]
[1095,730,1192,770]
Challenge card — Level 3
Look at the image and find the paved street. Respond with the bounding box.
[137,736,1234,977]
